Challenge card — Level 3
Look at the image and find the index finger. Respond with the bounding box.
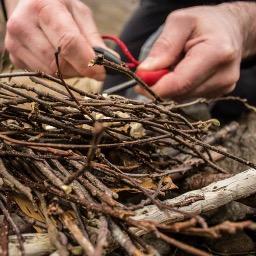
[149,42,225,98]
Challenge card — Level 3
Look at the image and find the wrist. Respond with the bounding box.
[218,2,256,59]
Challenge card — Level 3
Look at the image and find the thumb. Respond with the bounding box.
[139,12,194,70]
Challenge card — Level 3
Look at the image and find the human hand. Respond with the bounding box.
[5,0,106,79]
[136,2,256,100]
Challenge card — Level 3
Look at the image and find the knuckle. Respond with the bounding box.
[5,37,17,54]
[37,1,54,22]
[33,0,51,13]
[167,9,195,24]
[168,10,186,21]
[219,44,239,63]
[154,36,172,52]
[223,72,240,87]
[7,17,23,34]
[152,36,179,61]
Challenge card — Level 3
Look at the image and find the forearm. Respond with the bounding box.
[219,1,256,59]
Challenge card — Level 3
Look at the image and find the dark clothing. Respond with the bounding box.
[103,0,256,121]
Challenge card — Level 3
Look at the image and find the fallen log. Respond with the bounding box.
[132,168,256,235]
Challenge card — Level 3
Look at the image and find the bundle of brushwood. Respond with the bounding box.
[0,52,255,256]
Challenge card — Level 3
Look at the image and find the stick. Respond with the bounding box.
[0,216,9,256]
[0,199,25,255]
[61,212,95,256]
[94,216,108,256]
[109,219,142,256]
[132,168,256,235]
[38,193,69,256]
[0,160,33,202]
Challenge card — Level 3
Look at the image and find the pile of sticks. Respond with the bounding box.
[0,54,255,256]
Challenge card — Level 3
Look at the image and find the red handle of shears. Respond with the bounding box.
[135,69,169,86]
[102,35,169,86]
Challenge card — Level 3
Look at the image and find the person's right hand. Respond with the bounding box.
[136,2,256,100]
[5,0,106,79]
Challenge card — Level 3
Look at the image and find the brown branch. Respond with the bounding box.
[0,199,25,256]
[90,55,162,102]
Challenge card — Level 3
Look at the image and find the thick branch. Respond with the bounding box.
[132,168,256,235]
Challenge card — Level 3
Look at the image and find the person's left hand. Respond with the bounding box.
[4,0,107,79]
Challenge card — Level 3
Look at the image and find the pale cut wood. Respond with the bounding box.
[132,168,256,235]
[0,233,55,256]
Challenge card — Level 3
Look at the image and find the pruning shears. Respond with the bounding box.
[93,35,169,94]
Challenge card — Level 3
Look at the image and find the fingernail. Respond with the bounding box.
[139,57,158,70]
